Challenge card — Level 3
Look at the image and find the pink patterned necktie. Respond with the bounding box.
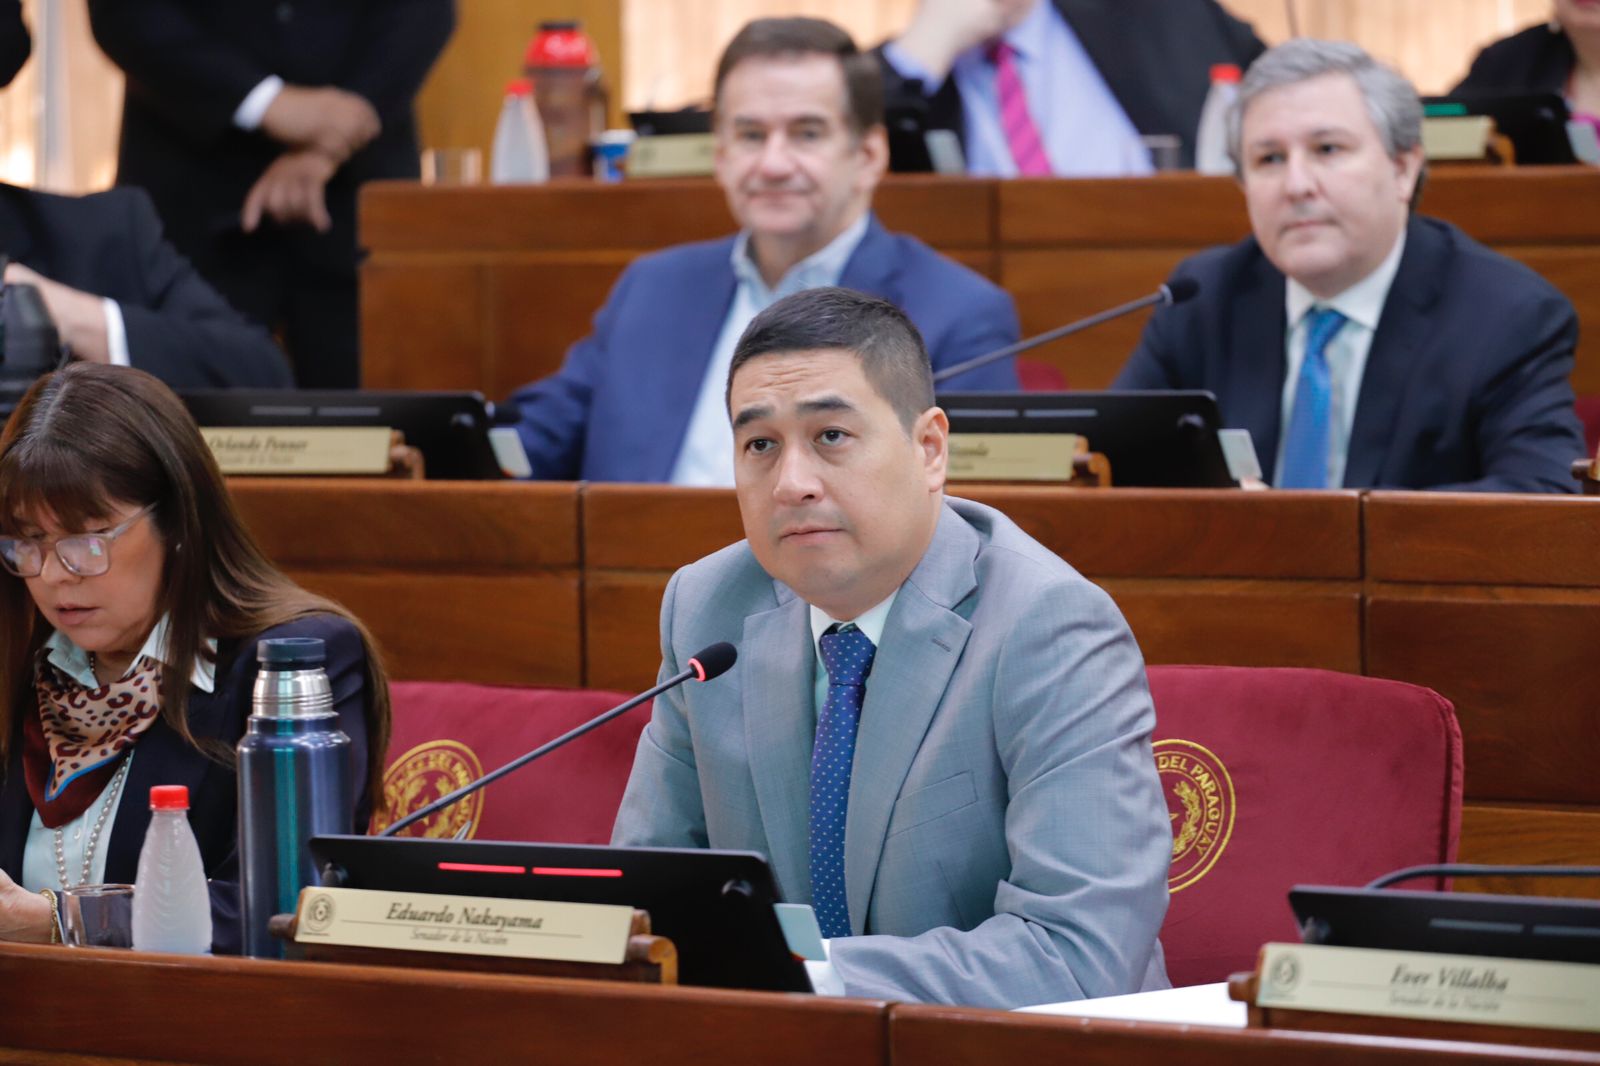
[987,40,1052,176]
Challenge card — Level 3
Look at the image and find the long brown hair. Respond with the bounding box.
[0,363,391,809]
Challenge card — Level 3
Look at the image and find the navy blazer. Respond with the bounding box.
[506,216,1022,482]
[88,0,454,259]
[0,183,291,388]
[1113,216,1587,493]
[1453,23,1575,96]
[0,614,375,954]
[877,0,1265,170]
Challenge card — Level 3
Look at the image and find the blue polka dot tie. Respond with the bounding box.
[1279,306,1348,488]
[810,623,875,939]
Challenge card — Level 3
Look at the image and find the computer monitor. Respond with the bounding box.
[938,390,1236,488]
[181,390,506,480]
[1290,885,1600,964]
[308,835,813,992]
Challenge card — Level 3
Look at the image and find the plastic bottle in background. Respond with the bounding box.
[491,78,550,184]
[1194,63,1242,175]
[525,20,608,177]
[237,636,352,958]
[132,785,213,954]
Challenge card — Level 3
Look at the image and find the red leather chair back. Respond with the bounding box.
[1148,666,1463,987]
[375,682,642,843]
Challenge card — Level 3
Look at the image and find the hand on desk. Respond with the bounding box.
[242,149,337,234]
[0,869,55,944]
[3,261,110,363]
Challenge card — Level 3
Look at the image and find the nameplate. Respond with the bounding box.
[203,426,391,475]
[1256,942,1600,1034]
[628,133,715,178]
[947,433,1082,482]
[293,886,634,964]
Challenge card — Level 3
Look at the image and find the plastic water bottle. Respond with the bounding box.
[491,78,550,184]
[132,785,213,954]
[237,636,352,958]
[1195,63,1242,175]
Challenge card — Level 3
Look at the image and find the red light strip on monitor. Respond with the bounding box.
[530,866,624,878]
[437,862,526,875]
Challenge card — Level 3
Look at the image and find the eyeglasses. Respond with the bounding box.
[0,504,156,578]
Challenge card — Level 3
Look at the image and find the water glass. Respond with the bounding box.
[60,883,135,948]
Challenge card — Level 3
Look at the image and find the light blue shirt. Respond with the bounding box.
[669,214,872,487]
[1274,232,1407,489]
[883,0,1153,178]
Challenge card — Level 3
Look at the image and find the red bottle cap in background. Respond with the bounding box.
[526,21,596,68]
[149,785,190,810]
[1210,64,1242,84]
[504,78,533,97]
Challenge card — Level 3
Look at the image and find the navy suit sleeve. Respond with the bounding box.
[926,284,1022,391]
[88,0,276,143]
[114,189,294,387]
[1113,304,1185,390]
[506,262,644,480]
[338,1,455,125]
[1434,290,1586,494]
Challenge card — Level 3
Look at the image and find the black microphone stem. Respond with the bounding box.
[932,286,1173,385]
[379,664,696,837]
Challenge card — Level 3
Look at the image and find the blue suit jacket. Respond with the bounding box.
[0,614,374,954]
[506,216,1022,482]
[1113,216,1586,493]
[613,498,1171,1007]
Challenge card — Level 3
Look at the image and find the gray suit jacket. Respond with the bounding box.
[612,497,1171,1007]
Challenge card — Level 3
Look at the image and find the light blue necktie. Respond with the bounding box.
[809,623,875,939]
[1279,307,1349,489]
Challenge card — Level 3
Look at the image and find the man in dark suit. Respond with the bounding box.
[1,183,291,388]
[1114,39,1585,494]
[0,0,27,88]
[88,0,455,388]
[877,0,1264,173]
[506,18,1019,485]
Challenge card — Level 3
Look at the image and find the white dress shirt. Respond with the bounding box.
[882,0,1153,177]
[20,618,216,892]
[1274,232,1407,489]
[669,213,871,487]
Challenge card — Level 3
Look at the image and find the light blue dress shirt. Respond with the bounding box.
[883,0,1153,177]
[669,213,872,487]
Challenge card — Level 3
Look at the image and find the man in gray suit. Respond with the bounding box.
[612,287,1171,1008]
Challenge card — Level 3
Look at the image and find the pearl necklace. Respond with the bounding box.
[54,755,132,889]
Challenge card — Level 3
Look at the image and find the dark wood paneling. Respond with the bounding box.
[360,261,487,391]
[584,484,743,568]
[997,174,1249,246]
[966,488,1362,578]
[1365,493,1600,586]
[1459,804,1600,899]
[586,572,671,691]
[231,479,581,570]
[0,944,890,1066]
[1366,590,1600,805]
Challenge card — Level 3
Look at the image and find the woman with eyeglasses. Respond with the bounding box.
[0,362,390,951]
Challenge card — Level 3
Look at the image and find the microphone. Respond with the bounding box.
[379,641,737,838]
[931,278,1201,385]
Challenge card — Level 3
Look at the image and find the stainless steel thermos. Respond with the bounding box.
[237,636,351,958]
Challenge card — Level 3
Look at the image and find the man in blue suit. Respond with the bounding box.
[613,288,1171,1007]
[1114,39,1585,494]
[506,18,1020,484]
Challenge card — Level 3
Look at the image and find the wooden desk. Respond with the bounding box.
[360,168,1600,400]
[0,943,889,1066]
[2,943,1594,1066]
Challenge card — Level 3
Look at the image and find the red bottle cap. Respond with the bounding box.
[149,785,190,810]
[525,21,596,68]
[504,78,533,97]
[1210,63,1242,84]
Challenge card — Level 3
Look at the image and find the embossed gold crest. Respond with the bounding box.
[1155,739,1235,892]
[372,740,484,839]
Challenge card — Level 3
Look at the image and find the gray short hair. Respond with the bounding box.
[1227,39,1422,170]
